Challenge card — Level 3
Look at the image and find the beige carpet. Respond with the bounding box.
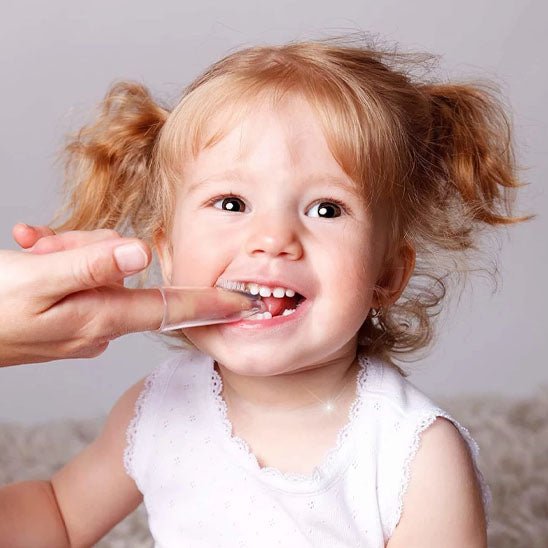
[1,389,547,548]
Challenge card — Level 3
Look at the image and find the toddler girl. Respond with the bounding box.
[1,36,531,547]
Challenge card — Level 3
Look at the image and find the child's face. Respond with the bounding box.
[157,94,391,376]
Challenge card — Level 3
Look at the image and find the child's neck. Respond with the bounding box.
[214,342,361,417]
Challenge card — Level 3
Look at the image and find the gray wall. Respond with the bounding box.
[1,0,546,423]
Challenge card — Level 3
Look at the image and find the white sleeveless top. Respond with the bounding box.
[124,348,491,548]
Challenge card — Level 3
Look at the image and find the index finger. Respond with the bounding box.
[102,286,166,335]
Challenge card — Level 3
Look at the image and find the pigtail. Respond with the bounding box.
[421,82,532,232]
[51,81,169,244]
[360,80,535,364]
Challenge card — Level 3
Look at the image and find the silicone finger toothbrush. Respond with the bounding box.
[158,281,267,332]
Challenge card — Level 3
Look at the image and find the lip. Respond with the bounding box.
[220,295,311,331]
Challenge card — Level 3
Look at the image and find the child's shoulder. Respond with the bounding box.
[361,354,486,475]
[361,355,441,419]
[359,355,490,544]
[362,357,486,478]
[385,415,488,547]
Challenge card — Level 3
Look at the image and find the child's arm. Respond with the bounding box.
[0,377,145,547]
[386,418,487,548]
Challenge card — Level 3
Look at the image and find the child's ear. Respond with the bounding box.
[372,242,416,309]
[153,228,173,285]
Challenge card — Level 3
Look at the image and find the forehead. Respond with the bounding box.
[181,96,360,196]
[158,70,396,212]
[190,95,326,160]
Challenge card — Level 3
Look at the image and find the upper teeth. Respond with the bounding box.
[247,283,296,298]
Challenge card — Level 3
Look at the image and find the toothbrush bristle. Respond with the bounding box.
[216,279,248,293]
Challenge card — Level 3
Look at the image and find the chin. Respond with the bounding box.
[216,351,297,377]
[198,341,300,377]
[184,326,356,377]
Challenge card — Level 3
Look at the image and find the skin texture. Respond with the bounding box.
[386,418,488,548]
[156,94,412,410]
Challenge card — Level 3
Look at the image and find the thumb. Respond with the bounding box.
[35,239,151,302]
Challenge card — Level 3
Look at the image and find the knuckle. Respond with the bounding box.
[28,235,60,254]
[72,332,108,357]
[37,289,115,359]
[69,291,112,347]
[29,237,50,252]
[49,287,125,359]
[72,251,107,289]
[68,342,107,359]
[81,341,110,358]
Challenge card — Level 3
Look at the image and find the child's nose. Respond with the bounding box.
[243,213,304,260]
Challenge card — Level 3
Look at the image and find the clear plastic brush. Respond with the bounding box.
[157,280,267,332]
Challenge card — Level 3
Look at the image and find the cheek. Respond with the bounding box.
[169,219,239,286]
[333,239,378,309]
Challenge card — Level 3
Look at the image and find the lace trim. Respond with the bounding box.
[209,354,371,485]
[123,364,165,481]
[388,410,493,537]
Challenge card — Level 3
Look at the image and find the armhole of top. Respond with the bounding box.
[386,410,492,539]
[123,357,179,491]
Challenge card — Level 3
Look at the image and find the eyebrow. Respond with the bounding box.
[185,169,244,193]
[185,168,363,199]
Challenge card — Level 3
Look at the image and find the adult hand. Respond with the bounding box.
[1,224,164,367]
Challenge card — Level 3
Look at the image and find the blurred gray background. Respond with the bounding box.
[1,0,545,423]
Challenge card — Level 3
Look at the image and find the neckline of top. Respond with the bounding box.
[206,353,374,493]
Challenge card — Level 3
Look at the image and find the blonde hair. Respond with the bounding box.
[50,36,533,369]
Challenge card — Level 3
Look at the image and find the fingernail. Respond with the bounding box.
[114,243,148,273]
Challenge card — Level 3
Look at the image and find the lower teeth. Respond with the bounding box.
[253,308,296,321]
[256,312,272,320]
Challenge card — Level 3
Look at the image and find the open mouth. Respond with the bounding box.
[254,292,306,320]
[215,279,307,320]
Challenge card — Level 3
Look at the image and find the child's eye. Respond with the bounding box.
[207,194,348,218]
[209,195,246,212]
[307,199,345,219]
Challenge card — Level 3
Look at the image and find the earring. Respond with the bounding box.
[370,307,382,318]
